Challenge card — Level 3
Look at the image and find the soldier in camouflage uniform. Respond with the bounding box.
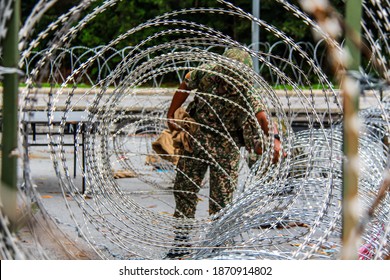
[167,48,283,220]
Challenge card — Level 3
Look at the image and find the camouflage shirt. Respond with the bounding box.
[184,48,264,133]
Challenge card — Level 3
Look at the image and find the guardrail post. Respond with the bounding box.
[1,0,20,223]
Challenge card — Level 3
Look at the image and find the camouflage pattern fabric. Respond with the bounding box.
[173,129,241,218]
[242,116,262,168]
[173,48,264,218]
[186,49,263,133]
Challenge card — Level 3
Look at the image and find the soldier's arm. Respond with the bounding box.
[167,73,191,131]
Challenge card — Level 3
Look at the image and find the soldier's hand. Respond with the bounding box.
[254,141,263,155]
[272,138,287,164]
[167,116,180,131]
[252,137,287,163]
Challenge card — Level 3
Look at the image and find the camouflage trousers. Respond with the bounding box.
[173,130,240,218]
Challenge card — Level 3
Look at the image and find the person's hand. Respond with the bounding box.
[272,138,287,164]
[254,138,287,164]
[254,141,263,155]
[167,116,180,131]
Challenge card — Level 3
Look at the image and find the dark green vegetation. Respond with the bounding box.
[21,0,345,49]
[20,0,348,86]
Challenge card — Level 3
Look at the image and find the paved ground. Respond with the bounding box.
[16,131,256,259]
[16,135,207,259]
[16,145,102,259]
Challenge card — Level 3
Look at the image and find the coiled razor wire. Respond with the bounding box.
[0,0,389,260]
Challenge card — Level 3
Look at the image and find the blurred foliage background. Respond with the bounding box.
[20,0,348,86]
[21,0,346,49]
